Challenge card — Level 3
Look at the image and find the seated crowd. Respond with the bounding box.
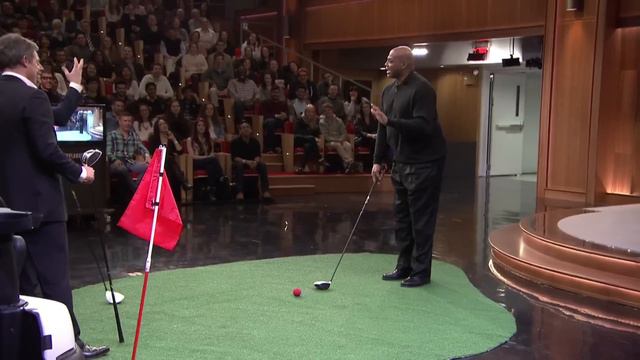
[0,0,377,204]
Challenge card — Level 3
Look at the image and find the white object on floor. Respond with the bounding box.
[105,291,125,304]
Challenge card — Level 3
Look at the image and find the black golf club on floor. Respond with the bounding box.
[82,149,125,343]
[314,180,378,290]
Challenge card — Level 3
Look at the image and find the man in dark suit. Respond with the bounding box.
[372,46,447,288]
[0,34,109,358]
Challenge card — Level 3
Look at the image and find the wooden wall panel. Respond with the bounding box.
[619,0,640,17]
[596,27,640,196]
[421,70,482,143]
[546,16,598,193]
[302,0,546,47]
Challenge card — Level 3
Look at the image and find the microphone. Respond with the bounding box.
[82,149,102,166]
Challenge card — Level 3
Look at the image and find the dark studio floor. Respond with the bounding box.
[66,176,640,359]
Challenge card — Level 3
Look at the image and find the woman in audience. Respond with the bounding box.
[147,116,191,202]
[294,104,322,173]
[354,99,377,171]
[200,102,225,144]
[241,32,261,61]
[182,41,208,81]
[257,46,272,73]
[186,118,225,202]
[105,0,123,27]
[344,86,363,124]
[82,77,110,107]
[116,65,140,100]
[284,61,299,88]
[84,62,99,79]
[257,72,275,102]
[92,50,115,79]
[100,36,120,64]
[133,103,154,143]
[165,99,191,141]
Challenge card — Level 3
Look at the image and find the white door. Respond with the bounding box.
[489,73,526,176]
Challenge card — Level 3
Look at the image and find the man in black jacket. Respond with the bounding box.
[371,46,447,288]
[0,34,109,358]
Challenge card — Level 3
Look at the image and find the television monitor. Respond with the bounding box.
[55,105,104,142]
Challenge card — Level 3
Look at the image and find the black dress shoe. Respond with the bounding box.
[400,275,430,288]
[182,182,193,191]
[77,339,110,358]
[382,268,412,281]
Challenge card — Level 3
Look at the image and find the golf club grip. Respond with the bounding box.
[329,181,377,282]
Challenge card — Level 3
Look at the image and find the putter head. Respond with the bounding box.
[313,281,331,290]
[82,149,103,166]
[106,291,125,304]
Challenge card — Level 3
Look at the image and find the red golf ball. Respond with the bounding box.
[292,288,302,297]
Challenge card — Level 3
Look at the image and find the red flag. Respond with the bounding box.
[118,149,183,251]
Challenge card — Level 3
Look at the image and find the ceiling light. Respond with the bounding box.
[412,47,428,56]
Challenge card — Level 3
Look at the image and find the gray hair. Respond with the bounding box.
[0,33,38,70]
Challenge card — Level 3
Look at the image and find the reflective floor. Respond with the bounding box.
[67,177,640,359]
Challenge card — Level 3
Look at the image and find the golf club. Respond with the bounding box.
[314,179,377,290]
[82,149,125,342]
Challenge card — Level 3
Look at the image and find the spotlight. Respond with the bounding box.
[502,55,521,67]
[412,47,428,56]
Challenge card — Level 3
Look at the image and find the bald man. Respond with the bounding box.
[371,46,447,287]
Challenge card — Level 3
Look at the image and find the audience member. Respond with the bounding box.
[354,99,377,170]
[117,46,144,81]
[240,32,261,61]
[186,118,225,202]
[231,122,272,201]
[133,103,154,142]
[317,72,335,99]
[294,104,322,173]
[116,65,140,100]
[200,102,225,142]
[182,41,208,80]
[344,86,363,124]
[147,116,191,201]
[202,52,232,104]
[138,63,174,99]
[261,87,289,153]
[165,98,191,141]
[289,85,309,122]
[289,67,318,103]
[319,102,353,174]
[137,82,166,117]
[107,112,150,195]
[228,66,259,124]
[317,84,346,120]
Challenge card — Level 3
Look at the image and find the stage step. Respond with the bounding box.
[269,184,315,196]
[490,220,640,309]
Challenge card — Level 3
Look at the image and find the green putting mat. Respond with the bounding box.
[74,253,515,359]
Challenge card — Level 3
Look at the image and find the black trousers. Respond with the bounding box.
[233,162,269,193]
[263,117,283,152]
[391,159,445,278]
[294,135,320,167]
[194,157,224,190]
[19,221,81,338]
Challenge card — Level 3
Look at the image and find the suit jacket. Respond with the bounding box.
[52,87,82,127]
[0,75,82,224]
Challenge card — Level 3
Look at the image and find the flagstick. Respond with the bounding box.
[131,147,167,360]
